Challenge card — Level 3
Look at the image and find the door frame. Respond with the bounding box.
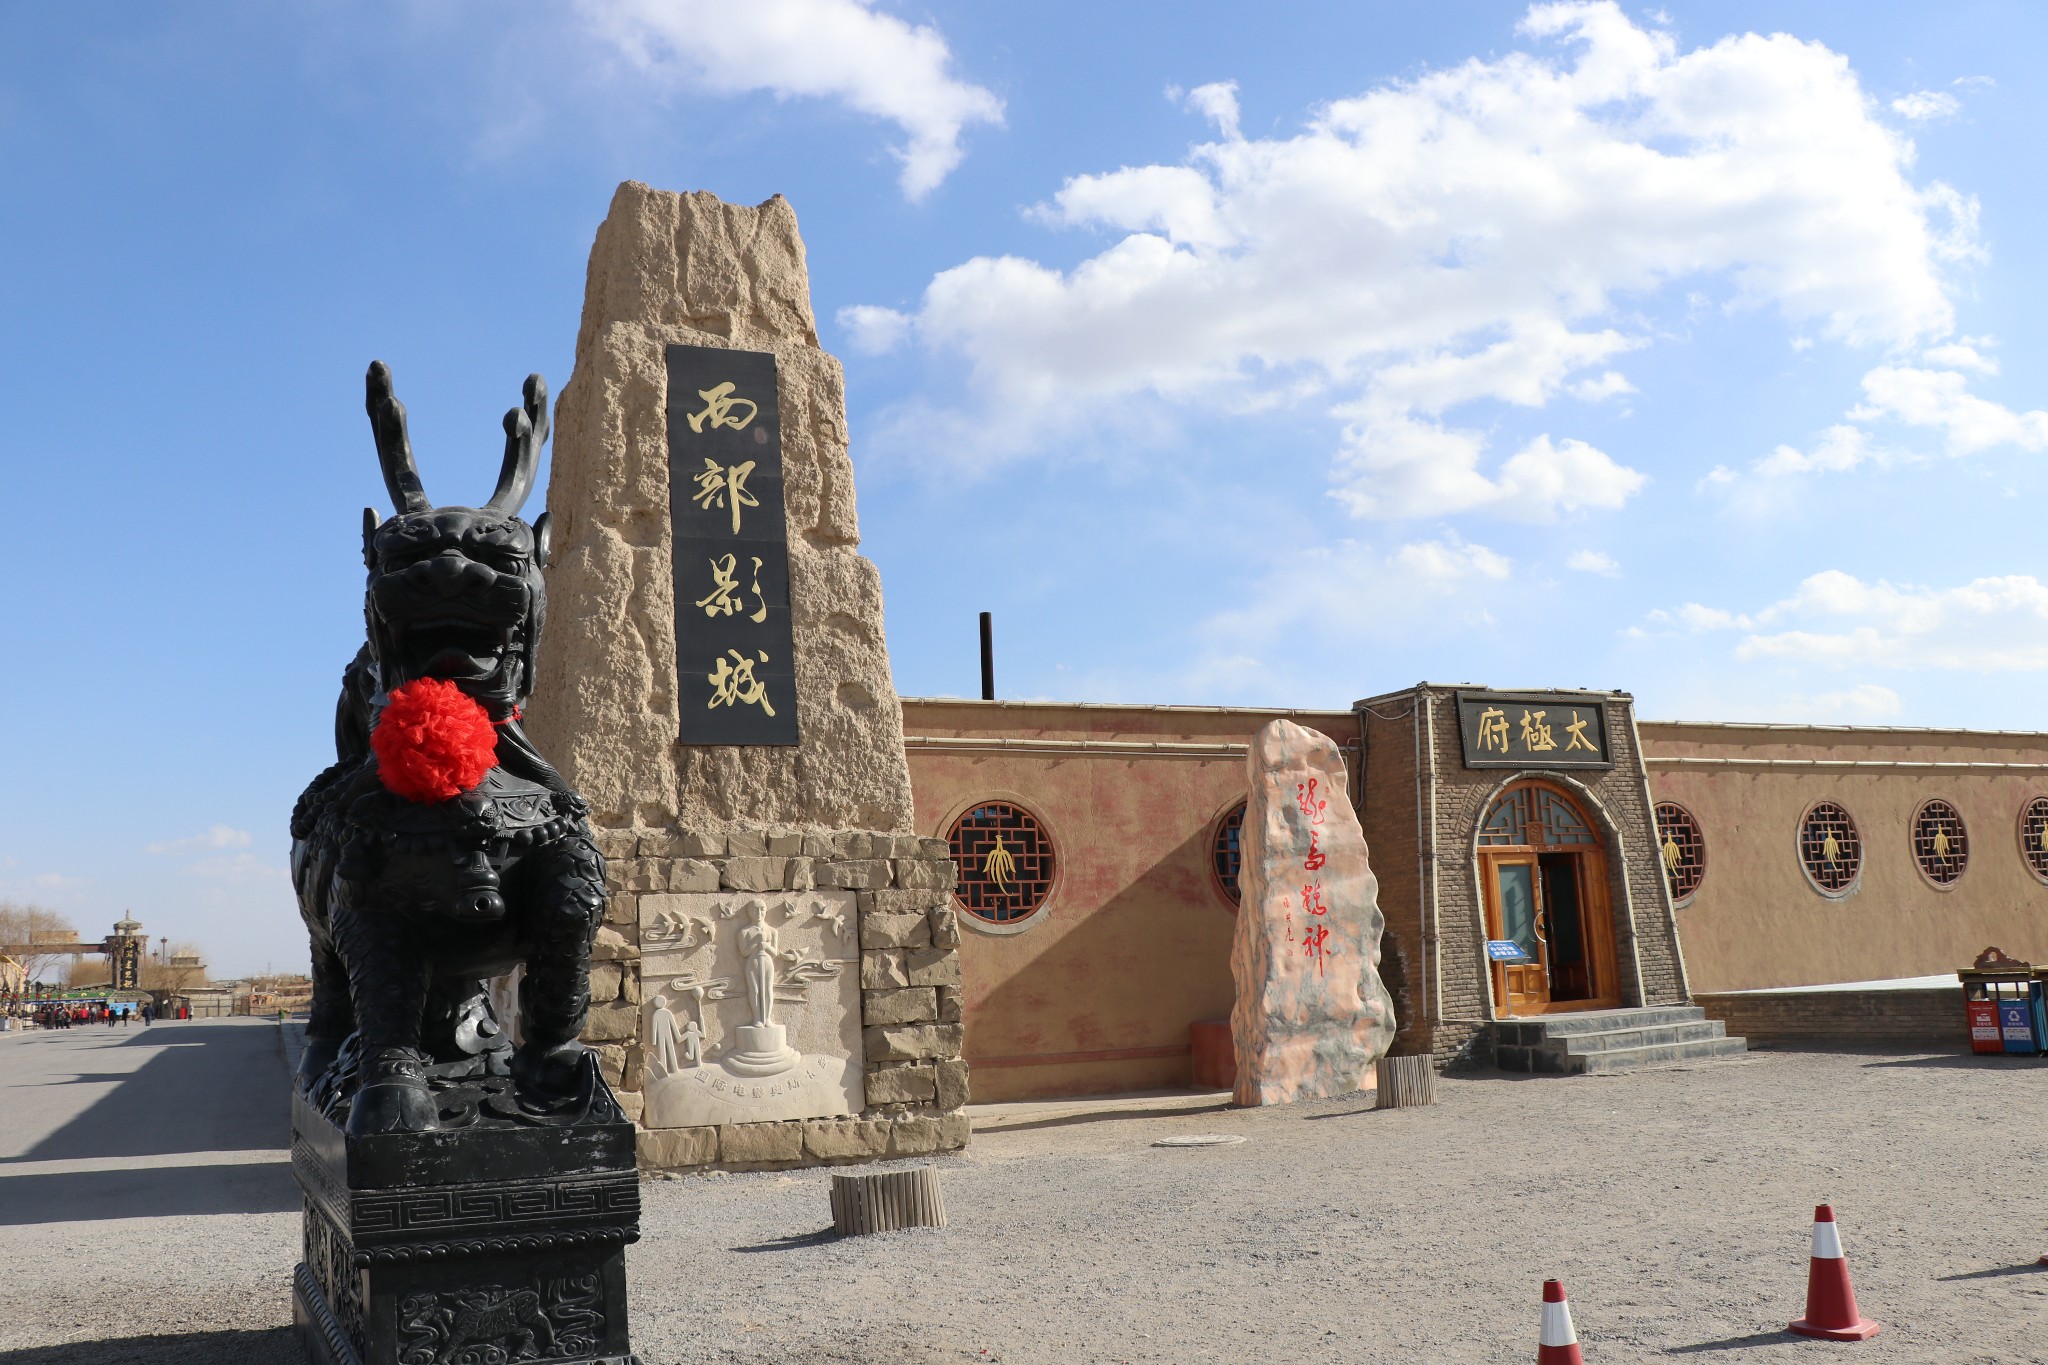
[1476,780,1624,1017]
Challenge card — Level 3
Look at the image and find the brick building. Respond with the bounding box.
[901,689,2048,1101]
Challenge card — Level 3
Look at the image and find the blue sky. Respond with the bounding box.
[3,1,2044,975]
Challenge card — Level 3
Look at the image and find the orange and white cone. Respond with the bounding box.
[1538,1278,1583,1363]
[1788,1204,1881,1341]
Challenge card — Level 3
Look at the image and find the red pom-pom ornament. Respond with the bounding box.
[371,678,500,802]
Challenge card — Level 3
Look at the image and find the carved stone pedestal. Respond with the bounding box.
[291,1091,643,1365]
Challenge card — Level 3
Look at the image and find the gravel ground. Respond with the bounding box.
[5,1026,2047,1363]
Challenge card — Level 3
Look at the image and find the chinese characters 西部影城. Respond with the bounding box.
[708,649,775,716]
[695,553,768,623]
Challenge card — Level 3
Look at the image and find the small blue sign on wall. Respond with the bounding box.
[1486,939,1535,964]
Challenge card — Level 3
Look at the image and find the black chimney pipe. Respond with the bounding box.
[979,612,995,701]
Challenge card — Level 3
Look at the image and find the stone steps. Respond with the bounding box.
[1494,1005,1749,1075]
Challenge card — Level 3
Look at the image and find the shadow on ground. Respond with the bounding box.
[13,1023,287,1163]
[0,1328,303,1364]
[0,1161,298,1226]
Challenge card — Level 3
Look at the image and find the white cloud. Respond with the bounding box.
[1892,90,1961,122]
[1567,549,1619,576]
[1182,534,1511,694]
[147,825,254,856]
[577,0,1003,199]
[1752,423,1876,478]
[1656,569,2048,672]
[1921,341,1997,374]
[1183,81,1242,141]
[859,2,1974,517]
[1851,366,2048,455]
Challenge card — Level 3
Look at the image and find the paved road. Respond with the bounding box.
[0,1017,301,1362]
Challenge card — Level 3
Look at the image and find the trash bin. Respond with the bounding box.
[1960,947,2047,1056]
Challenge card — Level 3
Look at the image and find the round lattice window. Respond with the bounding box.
[1911,799,1968,888]
[2020,797,2048,884]
[1798,801,1861,896]
[1654,802,1706,905]
[1212,801,1247,908]
[947,801,1056,926]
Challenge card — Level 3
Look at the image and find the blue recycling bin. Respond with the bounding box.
[1992,978,2048,1054]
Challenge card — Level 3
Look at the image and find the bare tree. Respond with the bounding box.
[0,902,81,987]
[141,942,209,997]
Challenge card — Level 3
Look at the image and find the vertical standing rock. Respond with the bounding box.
[1231,719,1397,1105]
[527,181,915,835]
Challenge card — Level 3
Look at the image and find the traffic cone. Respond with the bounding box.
[1789,1204,1881,1340]
[1538,1278,1583,1363]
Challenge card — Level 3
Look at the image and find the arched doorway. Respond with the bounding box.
[1477,779,1622,1016]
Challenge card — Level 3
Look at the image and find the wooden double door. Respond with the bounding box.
[1478,781,1622,1016]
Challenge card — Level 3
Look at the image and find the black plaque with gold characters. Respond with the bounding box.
[1455,690,1613,770]
[667,344,800,746]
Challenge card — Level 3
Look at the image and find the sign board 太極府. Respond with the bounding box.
[667,344,800,746]
[1455,690,1613,771]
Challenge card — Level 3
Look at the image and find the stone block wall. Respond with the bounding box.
[1696,988,1966,1047]
[584,824,968,1169]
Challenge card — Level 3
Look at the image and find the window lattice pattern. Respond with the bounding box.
[1212,802,1246,907]
[2022,798,2048,883]
[1478,789,1531,846]
[1799,801,1861,894]
[1654,802,1707,904]
[1536,789,1596,846]
[1480,783,1598,849]
[947,801,1056,925]
[1912,800,1968,886]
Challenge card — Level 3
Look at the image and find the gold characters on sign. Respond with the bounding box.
[1519,709,1555,752]
[692,458,760,535]
[1565,714,1596,752]
[1475,706,1510,754]
[707,648,775,716]
[695,553,769,623]
[685,381,758,434]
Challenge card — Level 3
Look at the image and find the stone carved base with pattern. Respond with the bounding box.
[292,1091,642,1365]
[575,825,973,1170]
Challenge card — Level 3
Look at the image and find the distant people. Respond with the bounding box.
[141,1004,152,1026]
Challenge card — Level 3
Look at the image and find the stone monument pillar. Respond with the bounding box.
[528,182,968,1169]
[1230,719,1397,1105]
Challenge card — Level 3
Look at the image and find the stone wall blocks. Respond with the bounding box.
[934,1057,970,1110]
[861,949,909,989]
[863,1022,965,1062]
[718,1121,804,1166]
[936,986,962,1023]
[800,833,833,858]
[591,925,637,960]
[784,857,816,891]
[720,857,789,892]
[637,1124,716,1169]
[767,830,803,856]
[917,837,950,860]
[859,888,949,915]
[936,1112,971,1152]
[862,987,938,1027]
[588,962,624,1003]
[620,966,643,1005]
[860,913,932,950]
[905,947,961,989]
[833,831,873,860]
[596,1043,627,1087]
[617,1090,644,1124]
[727,829,769,858]
[863,1061,937,1104]
[801,1117,892,1162]
[893,859,956,891]
[593,829,639,861]
[817,859,893,890]
[927,907,961,949]
[583,1002,640,1043]
[888,835,925,859]
[639,830,723,858]
[669,859,722,893]
[604,894,638,926]
[622,860,666,893]
[886,1115,941,1157]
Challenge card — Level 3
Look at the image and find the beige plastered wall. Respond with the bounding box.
[901,699,1361,1103]
[1641,720,2048,992]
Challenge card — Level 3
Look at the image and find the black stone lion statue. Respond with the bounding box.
[290,361,609,1138]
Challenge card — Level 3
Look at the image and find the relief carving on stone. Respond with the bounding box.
[638,891,861,1128]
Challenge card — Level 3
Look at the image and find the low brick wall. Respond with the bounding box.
[1697,988,1967,1048]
